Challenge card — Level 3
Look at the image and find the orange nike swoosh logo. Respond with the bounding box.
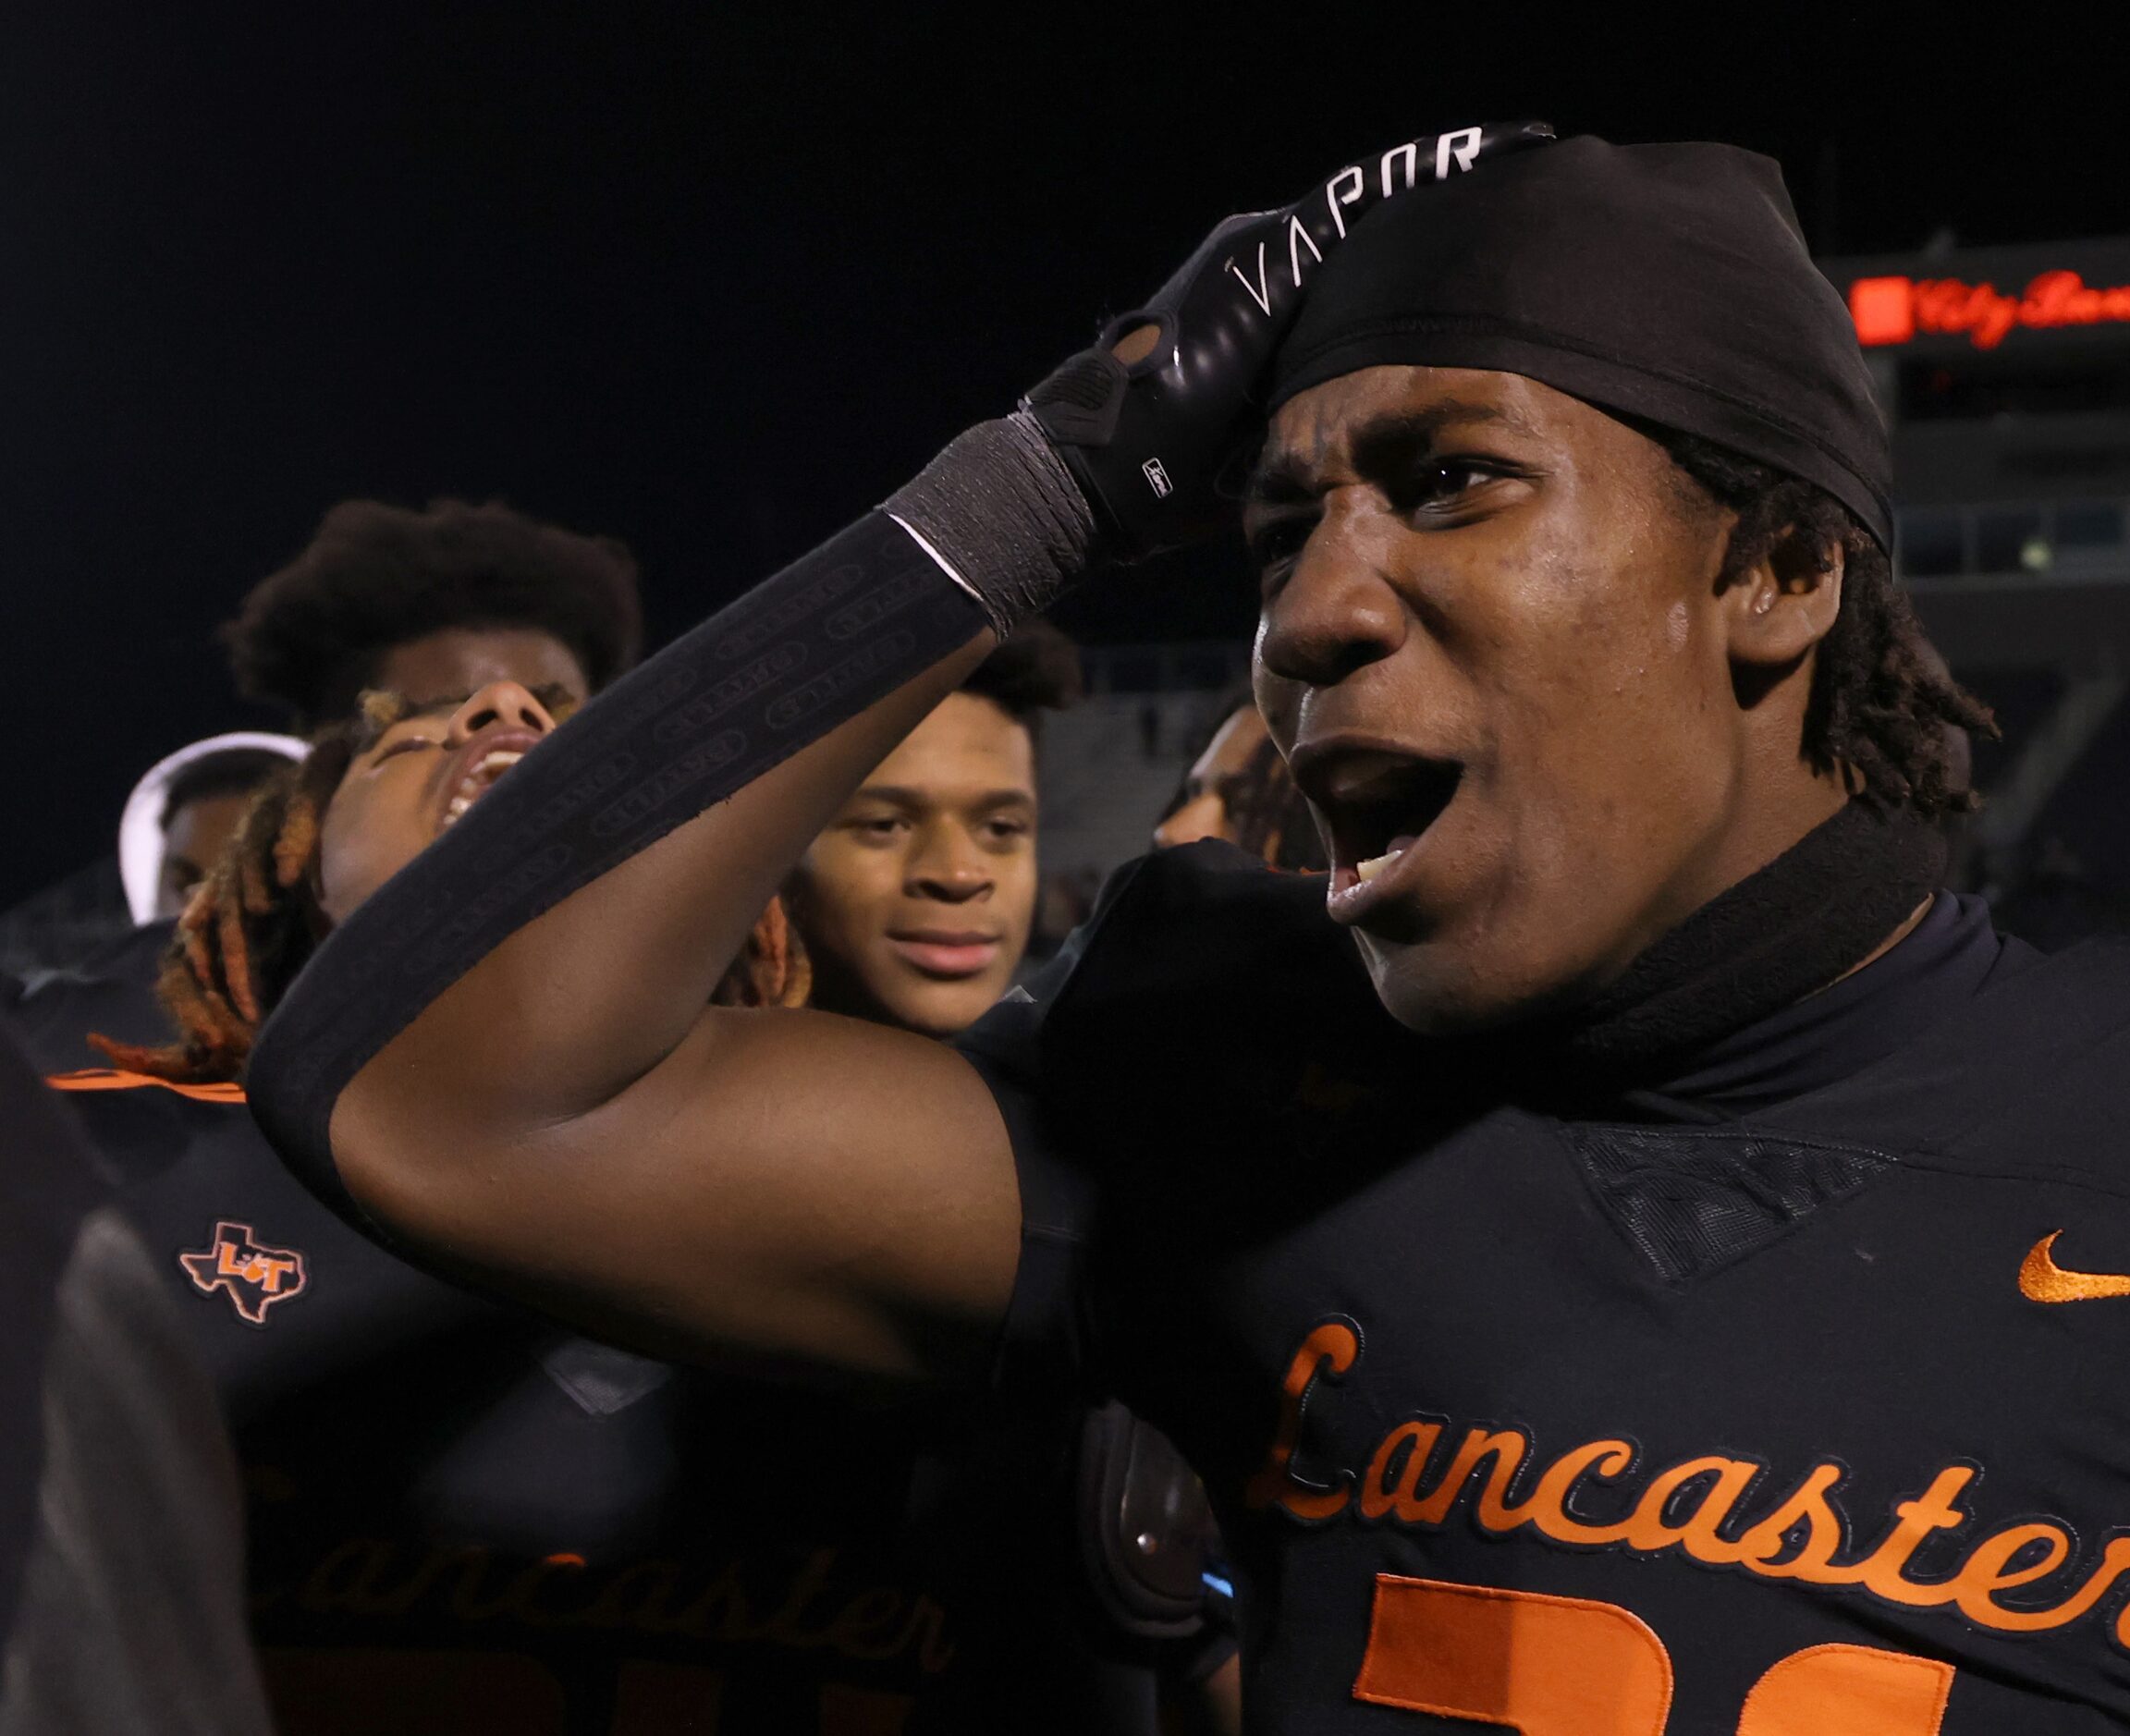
[2020,1231,2130,1302]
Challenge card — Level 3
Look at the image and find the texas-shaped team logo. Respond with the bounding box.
[178,1220,308,1325]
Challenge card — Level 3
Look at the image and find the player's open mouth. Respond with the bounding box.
[435,728,544,832]
[1288,740,1464,925]
[443,752,524,827]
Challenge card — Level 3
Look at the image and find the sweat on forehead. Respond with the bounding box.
[1267,133,1891,547]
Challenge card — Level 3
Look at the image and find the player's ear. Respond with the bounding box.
[1723,522,1843,672]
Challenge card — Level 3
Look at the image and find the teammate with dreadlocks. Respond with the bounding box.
[64,630,1230,1735]
[10,496,643,1077]
[80,686,569,1083]
[246,130,2130,1729]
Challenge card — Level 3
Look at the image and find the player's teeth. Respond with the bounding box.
[1355,850,1402,884]
[441,748,524,829]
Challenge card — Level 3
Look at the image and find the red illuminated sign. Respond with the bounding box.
[1850,272,2130,349]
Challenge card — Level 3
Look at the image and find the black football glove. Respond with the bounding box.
[1023,121,1554,562]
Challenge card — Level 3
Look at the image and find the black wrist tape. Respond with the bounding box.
[248,509,988,1216]
[884,410,1097,638]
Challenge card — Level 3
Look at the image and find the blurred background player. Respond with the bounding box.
[125,736,312,923]
[60,630,1231,1732]
[8,496,641,1072]
[1,733,304,996]
[1151,686,1326,870]
[0,736,302,990]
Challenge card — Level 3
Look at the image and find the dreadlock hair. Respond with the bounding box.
[224,498,644,730]
[707,897,814,1011]
[1647,426,1994,817]
[98,690,803,1087]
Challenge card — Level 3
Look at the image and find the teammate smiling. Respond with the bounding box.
[788,623,1077,1035]
[247,128,2130,1729]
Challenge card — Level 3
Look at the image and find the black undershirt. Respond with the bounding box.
[1623,890,2038,1120]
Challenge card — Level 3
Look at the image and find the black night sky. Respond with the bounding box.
[3,3,2126,903]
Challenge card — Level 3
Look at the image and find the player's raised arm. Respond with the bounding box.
[246,126,1553,1381]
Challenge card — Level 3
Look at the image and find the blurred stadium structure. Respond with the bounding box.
[1830,237,2130,943]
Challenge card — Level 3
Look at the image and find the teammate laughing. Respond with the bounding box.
[246,128,2130,1729]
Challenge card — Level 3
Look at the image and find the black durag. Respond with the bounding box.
[1268,134,1892,546]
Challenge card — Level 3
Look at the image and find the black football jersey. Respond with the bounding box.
[55,1070,1173,1736]
[0,1021,268,1734]
[961,840,2130,1733]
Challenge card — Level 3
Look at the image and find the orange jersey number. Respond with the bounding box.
[1353,1575,1954,1735]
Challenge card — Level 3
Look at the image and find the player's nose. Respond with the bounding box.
[1256,492,1405,690]
[445,681,557,745]
[908,828,993,901]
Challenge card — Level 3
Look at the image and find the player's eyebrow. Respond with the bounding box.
[355,696,463,759]
[403,696,467,722]
[1247,451,1319,508]
[1249,399,1538,504]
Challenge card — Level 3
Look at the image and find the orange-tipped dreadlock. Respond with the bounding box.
[708,895,814,1011]
[94,689,810,1085]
